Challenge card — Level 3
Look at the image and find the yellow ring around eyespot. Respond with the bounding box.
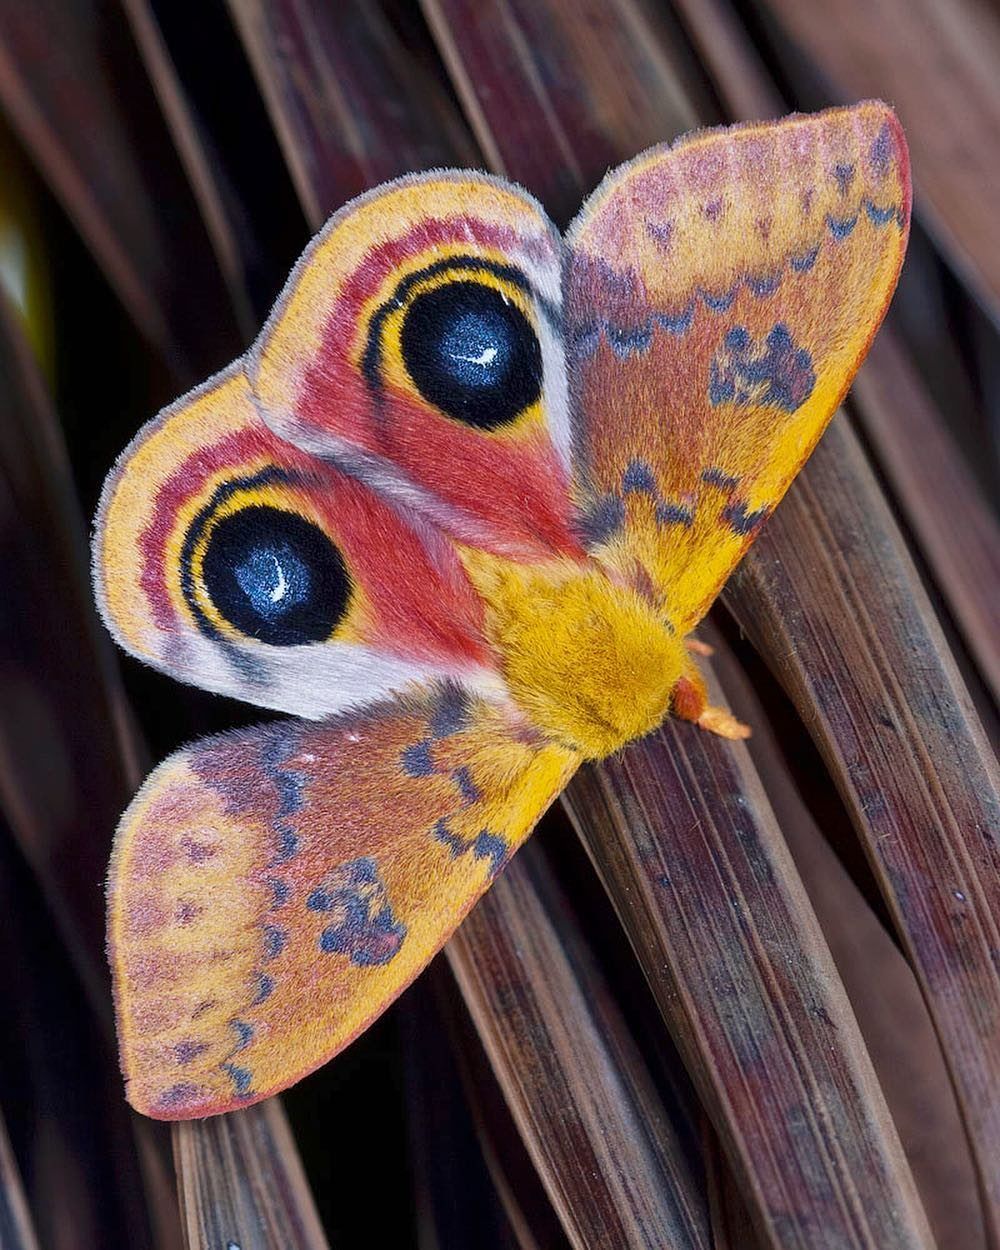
[185,486,291,644]
[160,459,276,631]
[359,248,549,443]
[353,242,522,361]
[168,473,369,646]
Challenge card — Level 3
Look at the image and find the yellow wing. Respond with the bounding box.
[566,101,910,632]
[109,687,577,1118]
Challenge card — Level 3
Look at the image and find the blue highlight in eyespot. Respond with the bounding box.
[233,541,311,622]
[439,309,512,389]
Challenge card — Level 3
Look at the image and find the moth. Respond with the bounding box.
[94,103,909,1119]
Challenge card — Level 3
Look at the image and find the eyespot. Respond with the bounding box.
[184,496,352,646]
[399,279,542,429]
[364,257,545,431]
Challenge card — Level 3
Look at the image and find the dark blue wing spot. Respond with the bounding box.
[833,162,855,194]
[433,817,463,856]
[746,272,781,298]
[723,502,769,535]
[158,1082,202,1108]
[622,460,658,495]
[173,1040,208,1065]
[263,925,287,958]
[252,974,275,1005]
[864,200,898,225]
[307,887,332,912]
[826,213,859,240]
[452,766,481,806]
[869,123,892,175]
[430,686,471,738]
[709,322,815,413]
[702,467,740,490]
[473,831,509,877]
[790,246,820,273]
[310,857,406,966]
[702,288,737,313]
[655,304,695,335]
[578,496,625,545]
[655,502,694,527]
[229,1019,254,1051]
[268,878,290,908]
[401,739,436,778]
[607,325,653,358]
[221,1062,253,1098]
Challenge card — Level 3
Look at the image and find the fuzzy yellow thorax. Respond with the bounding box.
[462,552,687,759]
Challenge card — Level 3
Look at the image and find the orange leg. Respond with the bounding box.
[698,706,752,740]
[685,637,714,657]
[672,670,751,741]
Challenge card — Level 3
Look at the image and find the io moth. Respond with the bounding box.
[93,103,910,1119]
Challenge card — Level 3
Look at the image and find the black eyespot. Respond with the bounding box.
[400,280,542,429]
[200,507,351,646]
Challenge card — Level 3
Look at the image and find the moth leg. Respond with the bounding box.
[672,670,751,740]
[685,638,714,657]
[698,705,752,740]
